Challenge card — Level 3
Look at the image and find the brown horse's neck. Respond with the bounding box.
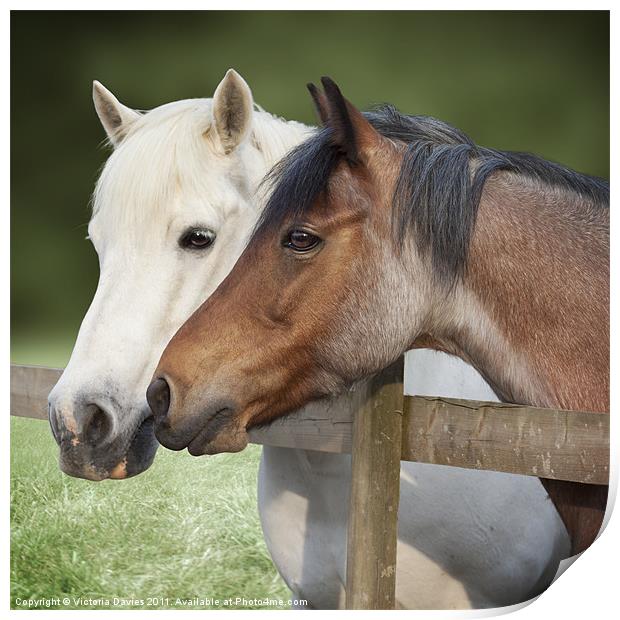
[421,172,609,554]
[428,172,609,413]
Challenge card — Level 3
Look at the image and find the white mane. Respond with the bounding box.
[250,103,311,164]
[91,98,311,237]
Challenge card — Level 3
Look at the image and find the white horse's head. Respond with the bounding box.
[48,70,310,480]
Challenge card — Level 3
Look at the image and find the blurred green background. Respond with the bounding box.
[10,10,609,367]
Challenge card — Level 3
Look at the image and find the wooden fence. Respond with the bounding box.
[10,362,610,609]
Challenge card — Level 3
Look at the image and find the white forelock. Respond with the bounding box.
[91,98,312,240]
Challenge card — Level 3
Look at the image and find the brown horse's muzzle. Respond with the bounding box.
[147,376,249,455]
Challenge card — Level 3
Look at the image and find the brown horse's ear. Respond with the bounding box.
[307,83,329,125]
[320,76,380,165]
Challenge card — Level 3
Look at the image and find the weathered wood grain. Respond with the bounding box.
[402,396,609,485]
[10,364,61,420]
[345,357,403,610]
[248,389,355,453]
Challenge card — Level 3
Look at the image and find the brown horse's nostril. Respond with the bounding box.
[147,378,171,420]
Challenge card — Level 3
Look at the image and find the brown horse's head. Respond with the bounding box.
[148,77,609,457]
[148,78,430,455]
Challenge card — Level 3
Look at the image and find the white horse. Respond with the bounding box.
[48,70,570,609]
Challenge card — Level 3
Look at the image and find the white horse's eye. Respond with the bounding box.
[179,228,216,251]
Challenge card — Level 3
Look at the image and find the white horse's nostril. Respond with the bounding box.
[48,396,117,448]
[81,403,115,446]
[48,404,61,444]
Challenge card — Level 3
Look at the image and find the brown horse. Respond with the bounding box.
[148,78,609,555]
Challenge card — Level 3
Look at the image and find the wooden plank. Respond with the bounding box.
[345,358,404,610]
[10,365,609,485]
[402,396,609,485]
[10,364,61,420]
[248,389,354,453]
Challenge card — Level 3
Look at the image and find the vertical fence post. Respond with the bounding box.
[345,356,404,609]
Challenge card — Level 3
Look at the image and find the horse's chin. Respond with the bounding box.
[185,412,250,456]
[59,416,159,481]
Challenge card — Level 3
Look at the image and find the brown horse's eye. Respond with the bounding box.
[180,228,216,250]
[285,229,321,253]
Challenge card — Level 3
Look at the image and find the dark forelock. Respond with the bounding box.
[256,105,609,283]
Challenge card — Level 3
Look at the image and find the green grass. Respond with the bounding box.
[10,417,291,610]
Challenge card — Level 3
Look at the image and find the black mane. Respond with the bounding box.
[257,105,609,283]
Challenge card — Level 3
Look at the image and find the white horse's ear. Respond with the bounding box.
[92,81,141,146]
[212,69,253,154]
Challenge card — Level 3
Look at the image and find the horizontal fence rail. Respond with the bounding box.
[10,364,609,485]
